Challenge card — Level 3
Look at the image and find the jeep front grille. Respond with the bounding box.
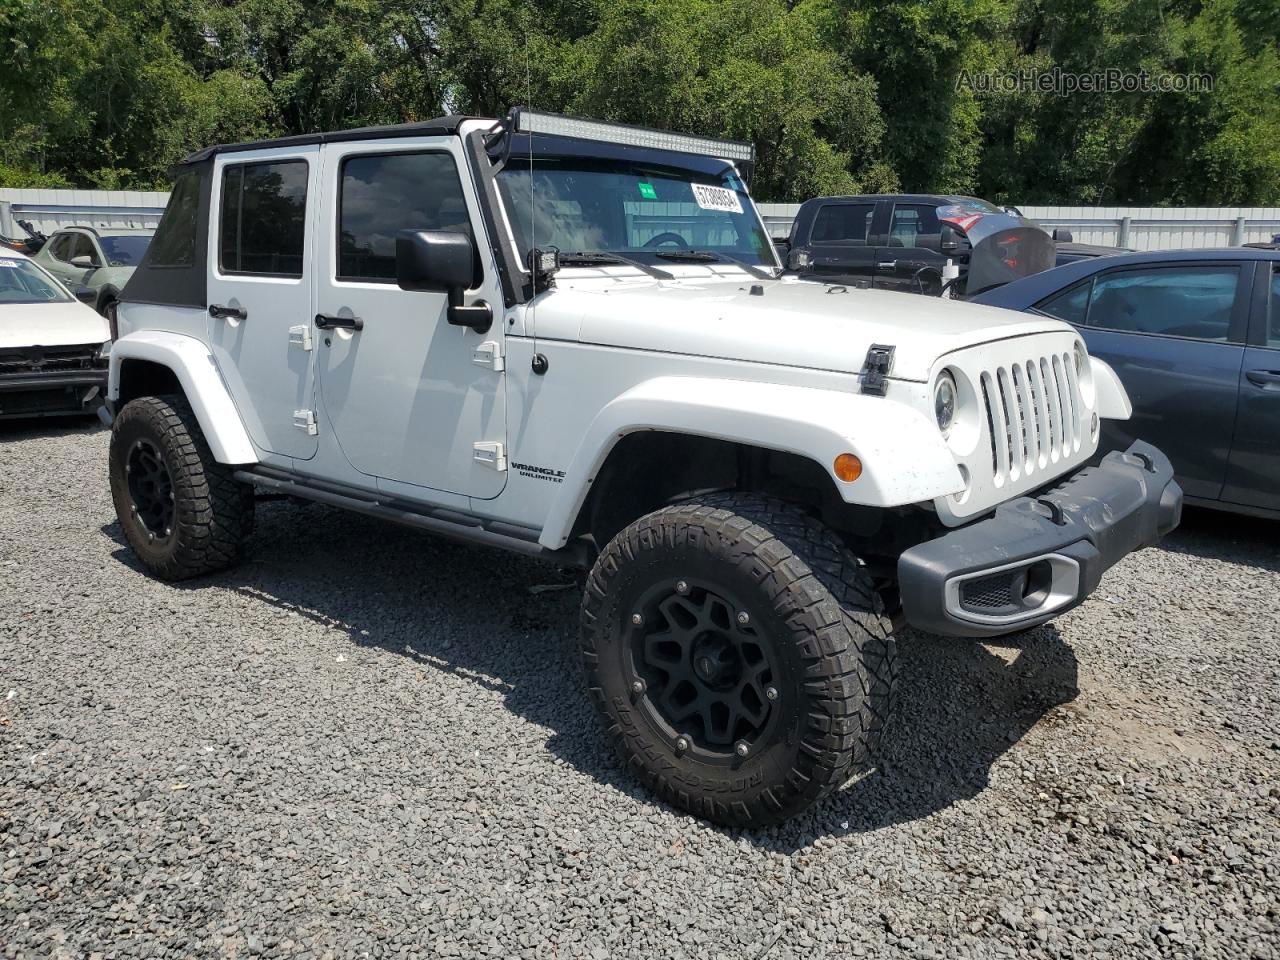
[979,352,1083,487]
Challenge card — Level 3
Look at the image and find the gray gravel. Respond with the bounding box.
[2,421,1278,960]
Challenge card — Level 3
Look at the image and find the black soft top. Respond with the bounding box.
[178,116,476,165]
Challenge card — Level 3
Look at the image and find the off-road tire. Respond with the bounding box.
[109,395,254,581]
[580,493,898,826]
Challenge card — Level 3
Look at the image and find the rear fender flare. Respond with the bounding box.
[538,376,964,549]
[108,330,257,464]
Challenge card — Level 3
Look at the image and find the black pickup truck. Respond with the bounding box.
[780,194,1063,297]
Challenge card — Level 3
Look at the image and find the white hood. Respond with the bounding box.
[0,299,109,350]
[527,271,1068,382]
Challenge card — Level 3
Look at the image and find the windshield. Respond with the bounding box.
[497,157,773,266]
[0,257,71,304]
[99,234,152,266]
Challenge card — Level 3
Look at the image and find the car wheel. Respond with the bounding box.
[580,493,898,826]
[109,394,254,581]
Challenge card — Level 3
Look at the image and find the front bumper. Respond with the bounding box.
[898,440,1182,638]
[0,368,108,419]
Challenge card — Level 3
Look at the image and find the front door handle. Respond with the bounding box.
[209,304,247,320]
[876,260,898,271]
[1246,369,1280,388]
[315,313,364,331]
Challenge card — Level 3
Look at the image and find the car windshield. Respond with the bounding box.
[99,234,152,266]
[0,257,71,304]
[497,157,773,266]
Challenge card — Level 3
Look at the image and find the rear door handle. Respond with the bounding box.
[209,304,247,320]
[315,313,364,331]
[877,260,898,271]
[1245,369,1280,388]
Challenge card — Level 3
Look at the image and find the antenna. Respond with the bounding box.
[525,13,539,358]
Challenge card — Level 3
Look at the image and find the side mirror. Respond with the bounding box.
[1052,228,1074,243]
[396,230,491,334]
[940,225,961,253]
[70,255,98,269]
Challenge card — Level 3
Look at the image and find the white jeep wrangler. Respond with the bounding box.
[106,109,1182,826]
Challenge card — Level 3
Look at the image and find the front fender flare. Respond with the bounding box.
[1090,356,1132,420]
[538,376,964,549]
[108,330,257,464]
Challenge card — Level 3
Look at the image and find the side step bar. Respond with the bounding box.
[233,468,592,569]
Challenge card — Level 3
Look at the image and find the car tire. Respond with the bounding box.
[580,492,898,826]
[109,394,254,581]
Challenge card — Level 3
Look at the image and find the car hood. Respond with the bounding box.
[0,299,109,350]
[528,273,1068,382]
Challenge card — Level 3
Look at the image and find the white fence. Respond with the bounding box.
[756,203,1280,250]
[6,189,1280,252]
[0,188,168,238]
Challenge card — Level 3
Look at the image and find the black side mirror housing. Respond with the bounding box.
[1052,228,1074,243]
[395,230,491,333]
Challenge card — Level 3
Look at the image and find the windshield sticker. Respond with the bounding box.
[0,259,20,268]
[691,184,743,214]
[637,182,658,200]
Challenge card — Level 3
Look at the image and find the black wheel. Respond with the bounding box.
[580,493,898,826]
[109,395,254,581]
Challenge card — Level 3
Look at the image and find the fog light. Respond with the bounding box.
[833,453,862,483]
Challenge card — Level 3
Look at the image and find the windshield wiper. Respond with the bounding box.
[652,249,776,281]
[559,251,673,280]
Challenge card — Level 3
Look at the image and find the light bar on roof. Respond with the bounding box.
[512,108,754,163]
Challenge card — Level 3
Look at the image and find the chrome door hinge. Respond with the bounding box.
[289,324,313,351]
[293,409,318,436]
[473,441,507,471]
[472,340,505,372]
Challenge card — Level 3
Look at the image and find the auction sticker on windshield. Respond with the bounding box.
[691,184,743,214]
[0,259,20,268]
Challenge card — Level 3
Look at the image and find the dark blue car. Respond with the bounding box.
[973,248,1280,518]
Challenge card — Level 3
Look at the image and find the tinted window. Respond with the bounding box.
[888,203,942,251]
[339,152,471,281]
[220,160,308,276]
[810,204,874,245]
[149,171,201,267]
[1037,280,1092,325]
[1087,266,1238,340]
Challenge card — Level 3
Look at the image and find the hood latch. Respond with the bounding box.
[859,344,895,396]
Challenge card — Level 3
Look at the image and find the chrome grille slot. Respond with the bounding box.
[978,348,1087,489]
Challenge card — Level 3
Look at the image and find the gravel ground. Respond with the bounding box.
[2,421,1277,960]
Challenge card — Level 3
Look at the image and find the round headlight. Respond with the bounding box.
[934,370,957,437]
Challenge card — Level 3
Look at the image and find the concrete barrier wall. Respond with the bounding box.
[6,190,1279,252]
[0,188,169,237]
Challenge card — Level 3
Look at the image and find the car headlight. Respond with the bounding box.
[934,370,957,437]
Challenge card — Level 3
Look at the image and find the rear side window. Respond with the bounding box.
[810,203,874,246]
[1037,280,1092,325]
[148,170,202,267]
[1086,265,1239,341]
[338,152,471,281]
[219,160,308,277]
[887,203,943,251]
